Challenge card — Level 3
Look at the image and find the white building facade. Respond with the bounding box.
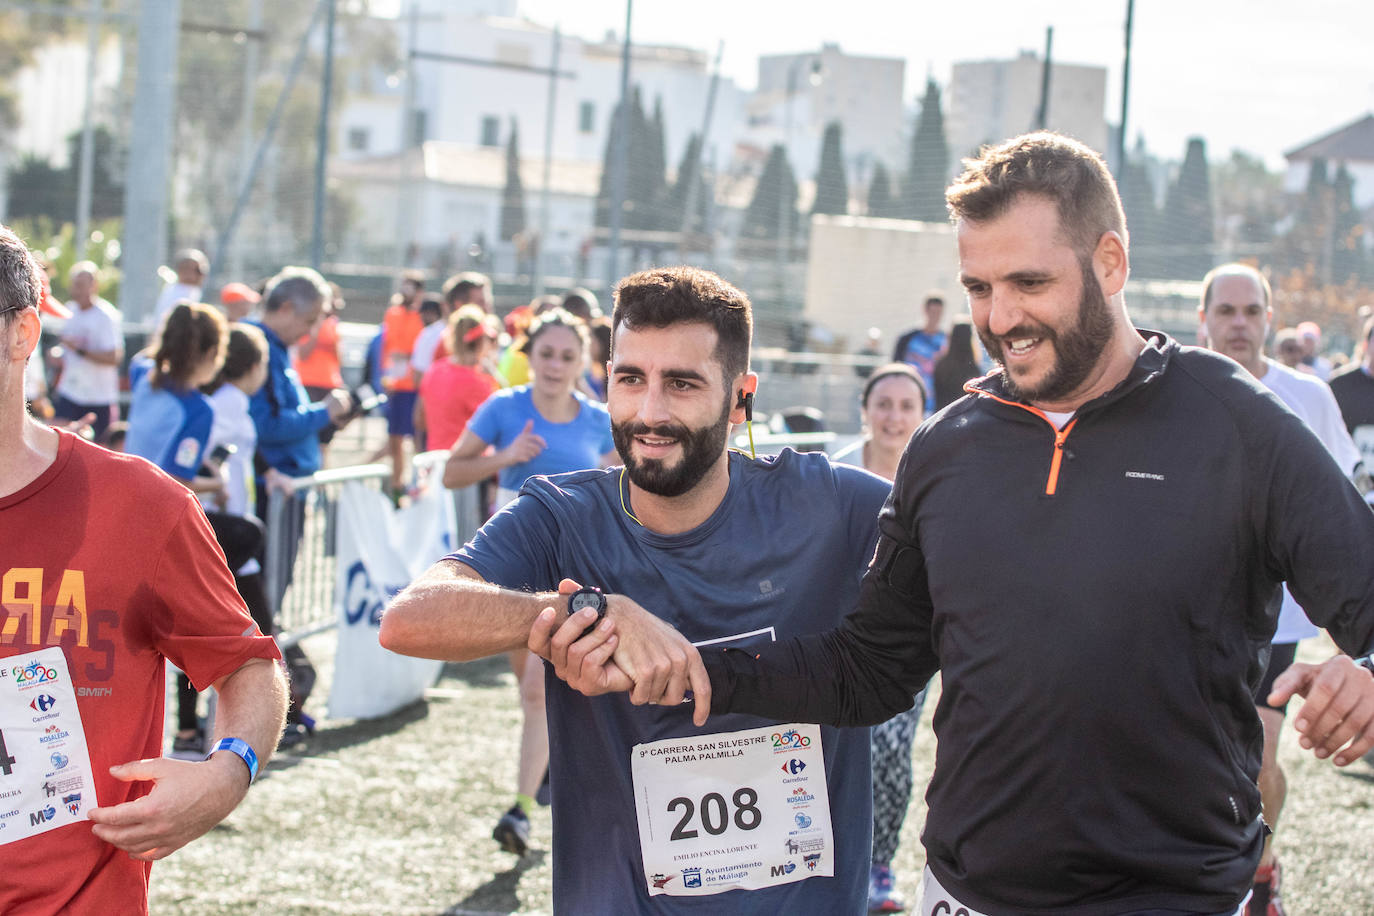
[747,44,906,199]
[335,1,747,174]
[946,51,1109,164]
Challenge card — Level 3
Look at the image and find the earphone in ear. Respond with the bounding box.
[736,390,754,421]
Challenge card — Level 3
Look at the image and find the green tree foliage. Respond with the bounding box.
[1119,156,1163,279]
[6,126,124,226]
[1211,150,1283,258]
[811,121,848,216]
[595,85,669,232]
[643,96,669,229]
[500,120,526,242]
[867,162,896,218]
[901,79,950,222]
[742,144,798,240]
[666,132,708,234]
[1331,163,1367,284]
[1284,158,1332,278]
[0,4,71,130]
[1161,138,1215,280]
[163,2,394,257]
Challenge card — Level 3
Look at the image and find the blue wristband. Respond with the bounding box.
[205,737,259,784]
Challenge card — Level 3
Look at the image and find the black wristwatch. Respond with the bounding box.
[568,586,607,639]
[1355,655,1374,676]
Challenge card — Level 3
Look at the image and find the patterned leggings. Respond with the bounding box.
[871,686,928,866]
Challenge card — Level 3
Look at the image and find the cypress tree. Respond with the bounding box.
[594,98,624,229]
[1120,158,1162,278]
[1161,137,1214,279]
[901,79,950,221]
[1332,162,1366,284]
[499,119,526,242]
[668,132,707,233]
[811,121,848,216]
[867,162,895,218]
[742,144,798,240]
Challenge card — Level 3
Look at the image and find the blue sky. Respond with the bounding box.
[517,0,1374,168]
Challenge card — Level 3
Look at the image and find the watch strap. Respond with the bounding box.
[1355,655,1374,676]
[205,736,259,784]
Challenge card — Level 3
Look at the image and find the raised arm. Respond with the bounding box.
[441,422,544,490]
[380,557,564,661]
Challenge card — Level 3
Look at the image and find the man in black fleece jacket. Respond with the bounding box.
[537,133,1374,916]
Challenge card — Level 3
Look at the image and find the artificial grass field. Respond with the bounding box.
[151,634,1374,914]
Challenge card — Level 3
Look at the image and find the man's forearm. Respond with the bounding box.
[210,657,288,782]
[380,558,564,661]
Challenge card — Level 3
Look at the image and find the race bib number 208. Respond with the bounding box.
[631,723,832,897]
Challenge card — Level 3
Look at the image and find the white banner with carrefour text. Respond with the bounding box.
[328,481,451,719]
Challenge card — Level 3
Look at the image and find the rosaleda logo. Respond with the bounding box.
[14,661,58,686]
[780,758,806,775]
[29,694,56,713]
[786,786,815,805]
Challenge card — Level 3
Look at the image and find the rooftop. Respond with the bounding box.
[1285,113,1374,163]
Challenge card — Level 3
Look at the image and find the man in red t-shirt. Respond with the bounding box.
[0,224,288,915]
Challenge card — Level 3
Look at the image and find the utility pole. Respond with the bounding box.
[311,0,337,270]
[1116,0,1135,179]
[1034,26,1053,131]
[120,0,181,325]
[227,0,264,280]
[393,0,420,272]
[605,0,633,293]
[533,25,560,297]
[74,0,102,259]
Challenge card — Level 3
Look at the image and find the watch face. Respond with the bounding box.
[570,591,603,613]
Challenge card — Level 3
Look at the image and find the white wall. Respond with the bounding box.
[803,216,963,351]
[10,36,122,166]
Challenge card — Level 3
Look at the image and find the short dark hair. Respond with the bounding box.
[0,224,42,325]
[210,322,269,390]
[419,296,444,320]
[442,271,490,306]
[862,362,926,409]
[946,132,1127,262]
[263,266,331,315]
[561,287,600,322]
[612,267,752,383]
[1200,262,1272,311]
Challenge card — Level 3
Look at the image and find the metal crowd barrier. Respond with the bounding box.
[263,450,482,648]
